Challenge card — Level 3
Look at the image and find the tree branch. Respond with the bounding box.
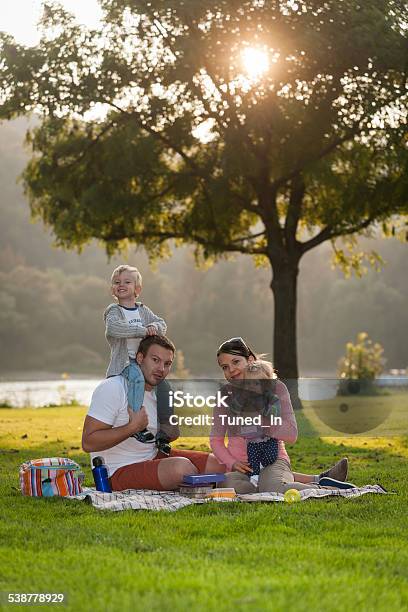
[284,175,304,249]
[62,116,120,169]
[258,185,284,252]
[105,101,262,220]
[182,13,266,171]
[300,226,335,253]
[274,127,361,190]
[151,18,229,130]
[274,83,407,190]
[300,216,377,254]
[102,228,268,256]
[229,230,266,244]
[107,100,206,178]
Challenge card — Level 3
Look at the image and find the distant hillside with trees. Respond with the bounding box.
[0,120,406,378]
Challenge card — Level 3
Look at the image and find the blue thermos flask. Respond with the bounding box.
[92,456,112,492]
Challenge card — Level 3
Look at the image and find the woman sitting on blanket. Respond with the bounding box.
[210,337,354,495]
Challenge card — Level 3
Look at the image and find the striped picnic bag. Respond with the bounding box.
[19,457,84,497]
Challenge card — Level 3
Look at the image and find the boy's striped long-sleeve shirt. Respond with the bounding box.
[104,302,167,377]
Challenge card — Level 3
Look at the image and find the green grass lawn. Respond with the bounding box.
[1,405,408,612]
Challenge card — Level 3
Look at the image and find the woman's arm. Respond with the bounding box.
[262,380,298,443]
[210,404,238,471]
[210,437,238,472]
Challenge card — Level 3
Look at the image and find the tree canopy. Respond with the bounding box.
[0,0,407,382]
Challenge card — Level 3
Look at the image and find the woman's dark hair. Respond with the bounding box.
[216,337,257,360]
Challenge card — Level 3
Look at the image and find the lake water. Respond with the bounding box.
[0,379,101,408]
[0,376,405,408]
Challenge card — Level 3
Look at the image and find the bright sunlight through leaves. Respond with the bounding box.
[241,47,269,80]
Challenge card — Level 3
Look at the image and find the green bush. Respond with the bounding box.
[337,332,385,395]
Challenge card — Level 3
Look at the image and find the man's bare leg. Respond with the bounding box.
[157,453,225,490]
[203,453,226,474]
[157,457,198,490]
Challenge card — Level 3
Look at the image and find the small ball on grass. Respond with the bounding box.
[284,489,301,504]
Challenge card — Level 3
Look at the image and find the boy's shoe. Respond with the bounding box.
[319,476,356,489]
[132,429,155,443]
[319,458,348,482]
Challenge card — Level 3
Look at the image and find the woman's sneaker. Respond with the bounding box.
[319,458,348,482]
[319,476,356,489]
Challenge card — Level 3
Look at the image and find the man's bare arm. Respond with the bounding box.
[82,407,149,452]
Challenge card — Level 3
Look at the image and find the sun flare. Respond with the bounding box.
[241,47,269,80]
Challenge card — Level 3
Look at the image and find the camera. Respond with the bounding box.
[155,431,171,455]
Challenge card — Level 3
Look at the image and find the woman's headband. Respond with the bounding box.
[216,337,257,360]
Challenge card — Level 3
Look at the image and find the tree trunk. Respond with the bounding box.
[270,260,302,409]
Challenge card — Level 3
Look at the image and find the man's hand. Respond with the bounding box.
[232,461,253,474]
[146,325,157,336]
[127,406,149,434]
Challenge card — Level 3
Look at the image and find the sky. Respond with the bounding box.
[0,0,102,46]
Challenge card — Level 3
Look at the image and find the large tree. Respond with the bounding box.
[0,0,407,393]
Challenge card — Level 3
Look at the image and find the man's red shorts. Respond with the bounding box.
[110,449,212,491]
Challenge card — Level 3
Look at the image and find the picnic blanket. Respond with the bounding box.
[67,484,388,512]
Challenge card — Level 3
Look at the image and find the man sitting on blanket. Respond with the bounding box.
[82,335,225,491]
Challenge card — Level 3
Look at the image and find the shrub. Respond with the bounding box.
[337,332,385,395]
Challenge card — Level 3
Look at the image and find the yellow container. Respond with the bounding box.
[206,488,237,500]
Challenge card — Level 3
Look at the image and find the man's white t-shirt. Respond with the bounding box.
[120,305,143,358]
[87,376,158,477]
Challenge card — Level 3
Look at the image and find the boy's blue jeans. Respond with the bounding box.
[122,360,145,413]
[121,360,172,430]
